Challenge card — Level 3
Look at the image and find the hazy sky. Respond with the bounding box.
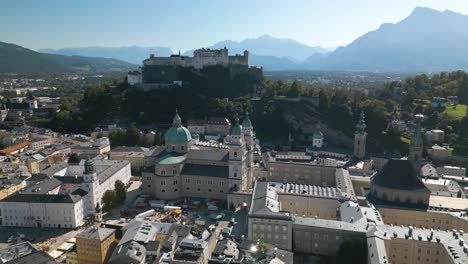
[2,0,468,52]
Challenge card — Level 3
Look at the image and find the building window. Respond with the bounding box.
[234,152,237,158]
[185,178,190,183]
[208,189,212,192]
[173,170,177,174]
[147,185,151,188]
[162,189,165,192]
[208,180,213,185]
[161,181,166,185]
[174,189,178,192]
[173,180,178,185]
[161,170,166,176]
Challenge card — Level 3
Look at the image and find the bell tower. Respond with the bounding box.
[354,111,367,160]
[409,114,424,163]
[226,116,247,192]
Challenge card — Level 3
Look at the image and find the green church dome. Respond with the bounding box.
[165,126,192,143]
[313,122,324,139]
[165,109,192,144]
[313,130,324,139]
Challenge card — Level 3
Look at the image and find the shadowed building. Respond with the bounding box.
[370,159,431,207]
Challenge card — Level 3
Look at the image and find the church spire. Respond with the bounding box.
[230,114,242,135]
[354,111,367,160]
[356,111,366,134]
[84,159,95,174]
[172,108,182,127]
[242,110,252,128]
[409,114,424,162]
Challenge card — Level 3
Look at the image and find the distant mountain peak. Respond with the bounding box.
[303,7,468,72]
[206,35,327,62]
[409,6,465,18]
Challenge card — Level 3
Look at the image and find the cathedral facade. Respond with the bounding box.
[141,110,255,200]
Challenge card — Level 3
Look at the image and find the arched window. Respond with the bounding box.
[234,152,238,158]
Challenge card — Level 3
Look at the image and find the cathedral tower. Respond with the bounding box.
[226,116,247,192]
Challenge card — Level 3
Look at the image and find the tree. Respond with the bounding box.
[458,74,468,104]
[126,123,141,146]
[109,130,127,147]
[318,89,330,113]
[68,153,81,164]
[102,190,118,212]
[287,80,304,98]
[115,180,127,203]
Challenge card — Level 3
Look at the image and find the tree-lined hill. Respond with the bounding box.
[39,46,173,65]
[0,41,136,73]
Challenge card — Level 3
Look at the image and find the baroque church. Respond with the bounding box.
[141,110,256,200]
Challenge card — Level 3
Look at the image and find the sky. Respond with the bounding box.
[2,0,468,52]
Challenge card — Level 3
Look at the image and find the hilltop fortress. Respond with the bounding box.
[127,47,262,87]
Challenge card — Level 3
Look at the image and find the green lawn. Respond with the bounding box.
[72,65,92,72]
[445,104,467,120]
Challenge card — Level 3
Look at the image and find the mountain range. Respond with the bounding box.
[41,35,327,69]
[304,7,468,72]
[2,7,468,73]
[184,35,329,62]
[39,46,173,65]
[0,42,136,74]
